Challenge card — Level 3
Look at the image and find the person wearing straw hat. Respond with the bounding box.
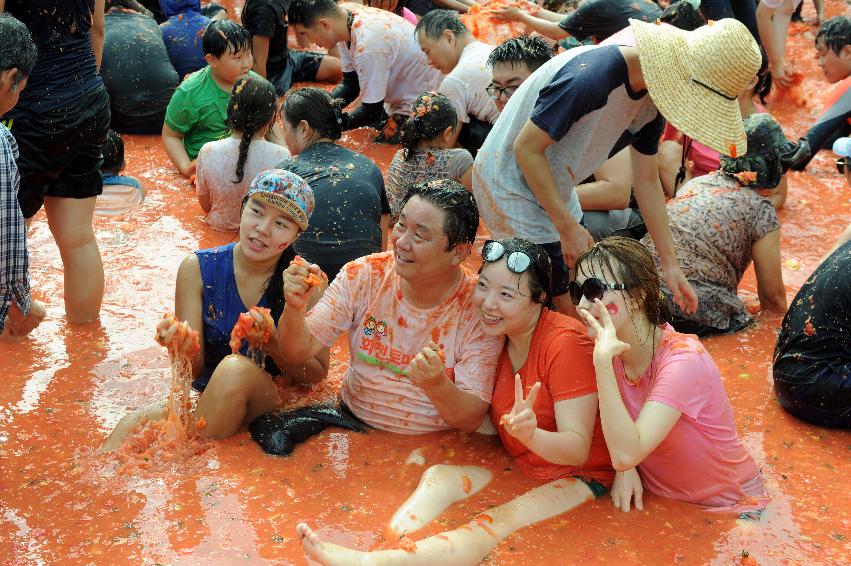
[473,18,761,315]
[101,169,329,450]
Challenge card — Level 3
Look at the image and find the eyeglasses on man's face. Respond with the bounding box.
[486,83,519,100]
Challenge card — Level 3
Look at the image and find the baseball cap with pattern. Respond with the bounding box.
[247,169,314,231]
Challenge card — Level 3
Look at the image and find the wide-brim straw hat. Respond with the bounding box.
[632,18,761,155]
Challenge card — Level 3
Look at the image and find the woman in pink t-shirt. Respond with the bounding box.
[574,237,768,512]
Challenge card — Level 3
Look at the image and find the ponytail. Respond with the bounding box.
[399,92,458,161]
[226,75,278,184]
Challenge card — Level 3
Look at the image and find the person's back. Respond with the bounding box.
[386,148,473,220]
[103,9,179,134]
[641,173,778,332]
[774,241,851,428]
[196,138,289,230]
[159,0,211,79]
[3,0,102,114]
[284,144,387,280]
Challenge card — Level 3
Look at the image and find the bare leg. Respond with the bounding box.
[195,354,280,439]
[44,196,103,323]
[297,478,594,566]
[101,355,278,450]
[388,465,492,537]
[100,399,168,452]
[316,55,343,83]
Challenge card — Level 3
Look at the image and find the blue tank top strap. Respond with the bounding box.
[193,243,278,391]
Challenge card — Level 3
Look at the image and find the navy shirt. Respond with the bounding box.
[195,243,288,391]
[559,0,662,42]
[160,1,211,79]
[5,0,103,113]
[774,241,851,384]
[102,11,179,131]
[280,142,389,272]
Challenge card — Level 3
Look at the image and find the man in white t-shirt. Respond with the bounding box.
[280,180,503,434]
[415,9,499,155]
[288,0,442,143]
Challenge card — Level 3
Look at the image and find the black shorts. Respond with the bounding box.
[774,364,851,429]
[539,241,571,297]
[11,86,111,218]
[270,50,325,96]
[573,475,609,498]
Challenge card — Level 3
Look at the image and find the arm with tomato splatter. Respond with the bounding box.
[279,259,331,383]
[631,148,698,314]
[502,374,598,465]
[579,299,681,472]
[174,254,207,378]
[407,343,490,433]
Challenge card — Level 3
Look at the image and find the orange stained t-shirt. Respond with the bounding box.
[489,309,614,487]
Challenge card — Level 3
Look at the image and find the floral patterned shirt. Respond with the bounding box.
[641,173,780,330]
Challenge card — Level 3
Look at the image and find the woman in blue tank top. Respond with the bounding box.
[102,169,329,450]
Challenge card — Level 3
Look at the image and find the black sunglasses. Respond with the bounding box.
[836,157,849,175]
[482,240,533,274]
[569,277,627,306]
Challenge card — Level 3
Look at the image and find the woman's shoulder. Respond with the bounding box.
[654,325,715,370]
[535,309,594,351]
[193,243,235,264]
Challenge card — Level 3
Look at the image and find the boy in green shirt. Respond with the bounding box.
[163,19,270,179]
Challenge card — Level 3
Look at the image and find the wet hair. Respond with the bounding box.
[487,35,552,72]
[0,13,38,89]
[239,195,297,322]
[659,0,705,31]
[815,16,851,54]
[415,9,469,39]
[280,87,344,141]
[227,75,277,184]
[399,92,457,161]
[287,0,341,28]
[575,237,670,326]
[480,238,555,309]
[202,19,251,58]
[753,47,772,105]
[101,129,125,176]
[200,2,227,19]
[399,179,479,251]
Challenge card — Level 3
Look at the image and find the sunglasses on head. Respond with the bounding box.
[482,240,533,274]
[568,277,627,306]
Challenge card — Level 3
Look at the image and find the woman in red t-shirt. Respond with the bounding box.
[296,238,615,565]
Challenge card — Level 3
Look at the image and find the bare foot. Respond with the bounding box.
[388,464,492,537]
[100,400,167,452]
[296,523,371,566]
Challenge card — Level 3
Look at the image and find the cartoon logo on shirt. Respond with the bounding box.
[363,316,387,338]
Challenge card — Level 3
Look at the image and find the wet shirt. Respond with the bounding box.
[641,173,780,331]
[282,143,388,270]
[4,0,102,113]
[615,325,767,508]
[165,67,262,159]
[242,0,290,81]
[194,243,286,391]
[338,3,443,114]
[438,41,499,124]
[774,241,851,383]
[473,45,661,244]
[0,124,30,334]
[160,6,210,79]
[385,148,473,221]
[558,0,662,42]
[306,252,503,434]
[489,309,614,486]
[195,137,290,231]
[102,12,179,128]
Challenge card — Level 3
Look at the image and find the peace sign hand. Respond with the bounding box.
[578,299,631,362]
[501,374,541,446]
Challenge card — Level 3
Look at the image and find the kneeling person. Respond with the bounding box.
[280,180,503,433]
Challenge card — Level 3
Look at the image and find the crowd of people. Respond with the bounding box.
[1,0,850,564]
